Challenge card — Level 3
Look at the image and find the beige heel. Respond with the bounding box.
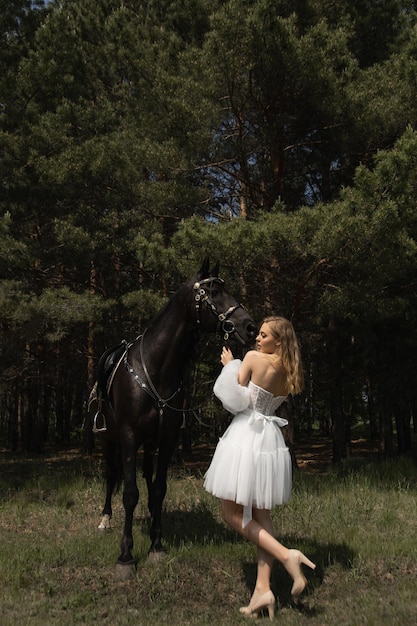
[239,590,275,621]
[284,549,316,598]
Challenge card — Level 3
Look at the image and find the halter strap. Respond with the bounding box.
[193,277,244,342]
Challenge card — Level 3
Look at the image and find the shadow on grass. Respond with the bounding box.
[241,536,355,614]
[149,507,355,566]
[137,503,242,548]
[136,506,354,616]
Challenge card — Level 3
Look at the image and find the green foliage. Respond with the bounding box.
[1,0,417,454]
[301,127,417,325]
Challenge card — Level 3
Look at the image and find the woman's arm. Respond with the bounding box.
[237,350,257,386]
[221,347,257,387]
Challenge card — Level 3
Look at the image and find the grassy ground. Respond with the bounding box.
[1,441,417,625]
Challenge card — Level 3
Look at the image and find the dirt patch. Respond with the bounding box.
[294,436,333,473]
[0,434,382,479]
[293,435,381,474]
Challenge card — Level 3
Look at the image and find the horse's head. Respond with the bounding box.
[192,258,257,345]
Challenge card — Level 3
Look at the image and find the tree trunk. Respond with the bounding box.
[379,387,394,456]
[393,396,411,455]
[328,320,348,462]
[365,373,378,440]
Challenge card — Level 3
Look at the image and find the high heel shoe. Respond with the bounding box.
[284,549,316,598]
[239,590,275,621]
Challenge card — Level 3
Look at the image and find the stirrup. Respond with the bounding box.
[93,411,107,433]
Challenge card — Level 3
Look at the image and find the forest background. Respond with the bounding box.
[1,0,417,463]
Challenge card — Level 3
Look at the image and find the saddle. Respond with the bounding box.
[87,342,128,433]
[96,341,128,400]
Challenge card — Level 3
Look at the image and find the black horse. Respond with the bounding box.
[88,258,257,578]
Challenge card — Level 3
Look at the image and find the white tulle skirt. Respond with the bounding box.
[204,409,292,525]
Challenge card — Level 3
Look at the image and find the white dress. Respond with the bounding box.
[204,359,292,527]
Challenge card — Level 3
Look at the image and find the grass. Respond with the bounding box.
[1,446,417,625]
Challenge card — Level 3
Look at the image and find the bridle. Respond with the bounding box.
[194,276,244,342]
[123,275,246,425]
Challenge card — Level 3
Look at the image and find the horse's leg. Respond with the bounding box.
[115,435,139,580]
[147,435,178,561]
[98,485,113,531]
[142,444,154,516]
[98,437,121,531]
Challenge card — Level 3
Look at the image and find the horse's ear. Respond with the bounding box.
[211,261,220,277]
[199,256,210,278]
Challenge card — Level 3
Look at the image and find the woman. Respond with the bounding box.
[204,316,315,621]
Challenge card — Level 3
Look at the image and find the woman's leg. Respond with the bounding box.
[221,500,290,563]
[252,508,275,594]
[221,499,315,598]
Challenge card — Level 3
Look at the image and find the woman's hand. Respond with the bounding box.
[220,346,234,366]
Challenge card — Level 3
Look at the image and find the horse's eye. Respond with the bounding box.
[211,288,219,297]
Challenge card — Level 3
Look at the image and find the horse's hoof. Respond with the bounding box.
[115,562,136,581]
[147,549,167,563]
[97,514,112,531]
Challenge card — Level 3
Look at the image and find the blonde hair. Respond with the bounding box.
[263,316,304,395]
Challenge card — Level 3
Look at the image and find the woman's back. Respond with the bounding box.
[239,350,288,397]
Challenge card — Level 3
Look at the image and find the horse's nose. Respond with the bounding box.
[247,322,258,339]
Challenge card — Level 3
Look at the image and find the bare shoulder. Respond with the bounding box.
[240,350,268,380]
[242,350,268,369]
[243,350,270,366]
[243,349,259,362]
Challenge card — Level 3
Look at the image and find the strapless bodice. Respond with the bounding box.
[248,381,287,416]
